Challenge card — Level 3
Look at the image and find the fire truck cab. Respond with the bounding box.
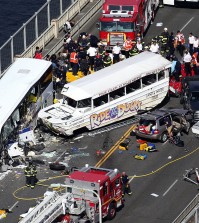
[62,165,123,222]
[99,0,159,48]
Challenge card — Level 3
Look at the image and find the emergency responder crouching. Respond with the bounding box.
[121,172,132,196]
[24,161,37,189]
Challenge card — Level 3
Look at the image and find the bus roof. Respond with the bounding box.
[62,52,171,101]
[0,58,52,130]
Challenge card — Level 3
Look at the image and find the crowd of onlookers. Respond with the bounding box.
[33,23,199,90]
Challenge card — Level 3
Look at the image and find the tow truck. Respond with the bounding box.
[18,165,124,223]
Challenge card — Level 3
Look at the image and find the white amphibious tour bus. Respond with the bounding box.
[0,58,53,151]
[38,52,171,136]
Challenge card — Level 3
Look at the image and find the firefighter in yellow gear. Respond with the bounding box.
[103,53,112,67]
[24,161,37,189]
[129,46,139,57]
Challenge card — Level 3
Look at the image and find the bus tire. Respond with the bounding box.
[107,203,116,220]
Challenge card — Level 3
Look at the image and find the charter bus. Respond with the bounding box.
[38,51,171,136]
[0,58,53,151]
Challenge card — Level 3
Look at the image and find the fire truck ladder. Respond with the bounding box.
[18,191,69,223]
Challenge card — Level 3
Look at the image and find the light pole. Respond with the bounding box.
[50,184,102,223]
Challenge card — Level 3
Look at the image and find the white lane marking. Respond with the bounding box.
[163,179,178,197]
[151,193,159,197]
[180,17,194,31]
[129,175,136,183]
[9,201,19,211]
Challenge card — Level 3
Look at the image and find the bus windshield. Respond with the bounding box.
[100,21,134,32]
[64,97,77,108]
[63,97,91,108]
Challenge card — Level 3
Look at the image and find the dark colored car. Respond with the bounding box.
[180,77,199,121]
[135,108,193,143]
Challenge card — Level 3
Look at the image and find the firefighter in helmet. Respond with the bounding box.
[103,52,112,67]
[24,160,37,189]
[129,45,140,57]
[121,172,132,196]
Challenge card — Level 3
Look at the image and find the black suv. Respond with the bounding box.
[180,77,199,122]
[135,108,193,142]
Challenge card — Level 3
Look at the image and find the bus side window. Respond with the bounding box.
[158,71,165,80]
[142,74,157,87]
[126,80,141,94]
[40,66,52,94]
[110,87,125,100]
[94,94,108,107]
[12,109,20,128]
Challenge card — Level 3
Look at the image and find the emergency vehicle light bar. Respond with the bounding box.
[102,14,133,18]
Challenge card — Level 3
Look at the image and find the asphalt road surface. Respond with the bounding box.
[1,4,199,223]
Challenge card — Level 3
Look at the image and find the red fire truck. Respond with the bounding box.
[99,0,159,48]
[19,165,124,223]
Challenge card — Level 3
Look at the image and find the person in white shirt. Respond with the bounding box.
[112,43,121,63]
[183,50,192,76]
[149,41,159,53]
[136,40,143,52]
[193,36,199,53]
[87,46,97,70]
[188,33,195,55]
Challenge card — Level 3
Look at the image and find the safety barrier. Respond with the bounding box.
[44,0,103,58]
[21,0,103,60]
[0,0,92,76]
[172,193,199,223]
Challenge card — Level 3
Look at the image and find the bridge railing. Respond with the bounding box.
[0,0,92,76]
[172,193,199,223]
[44,0,103,58]
[20,0,94,59]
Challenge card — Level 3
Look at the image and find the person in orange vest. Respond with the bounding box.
[123,37,133,58]
[192,51,199,75]
[70,50,79,76]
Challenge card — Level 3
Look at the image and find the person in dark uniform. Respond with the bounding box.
[24,161,37,189]
[94,53,104,71]
[121,172,132,196]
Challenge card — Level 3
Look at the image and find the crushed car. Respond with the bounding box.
[135,108,193,143]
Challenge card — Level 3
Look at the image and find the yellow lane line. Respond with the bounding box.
[129,146,199,179]
[95,124,136,168]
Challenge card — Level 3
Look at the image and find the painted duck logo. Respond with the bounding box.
[90,100,141,128]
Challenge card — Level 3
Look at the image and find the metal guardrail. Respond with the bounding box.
[0,0,74,76]
[45,0,103,58]
[20,0,91,59]
[172,193,199,223]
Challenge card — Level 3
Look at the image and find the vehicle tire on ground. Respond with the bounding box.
[107,203,116,220]
[160,132,168,143]
[49,163,65,171]
[184,122,191,134]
